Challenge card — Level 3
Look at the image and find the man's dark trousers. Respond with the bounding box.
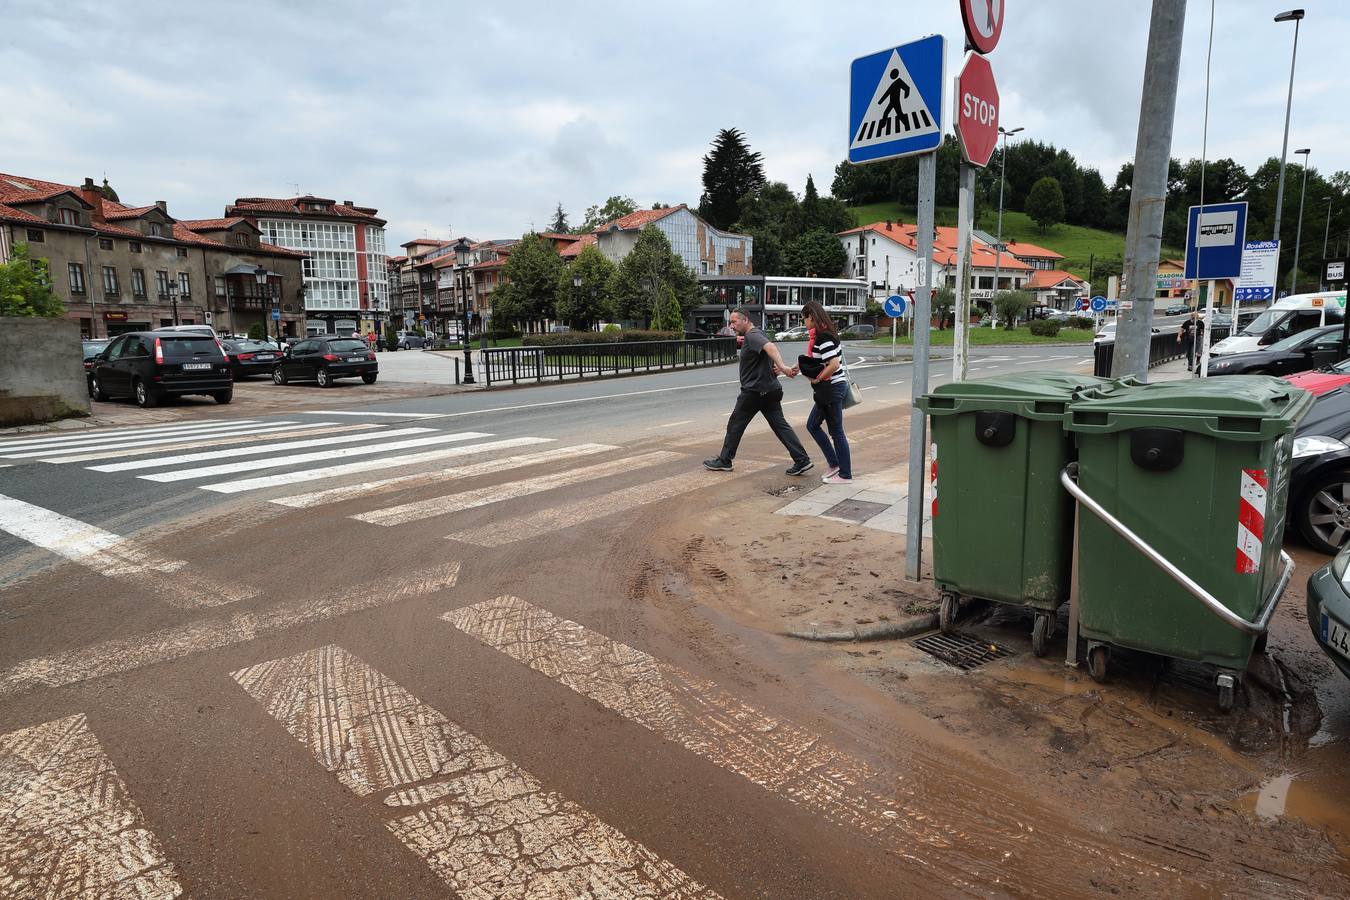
[717,388,810,465]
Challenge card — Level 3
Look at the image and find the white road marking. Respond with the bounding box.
[0,493,255,608]
[354,451,683,527]
[0,713,182,899]
[140,430,488,482]
[783,398,810,405]
[12,422,324,461]
[0,465,9,469]
[0,420,265,455]
[296,410,447,418]
[446,463,773,547]
[0,418,257,451]
[889,380,907,386]
[44,423,379,464]
[269,444,617,509]
[0,563,460,698]
[89,425,419,472]
[657,420,693,428]
[233,645,718,900]
[404,378,742,422]
[203,436,552,494]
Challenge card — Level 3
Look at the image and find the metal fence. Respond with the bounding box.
[1091,325,1230,377]
[482,337,738,387]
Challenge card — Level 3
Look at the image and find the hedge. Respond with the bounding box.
[1065,316,1095,330]
[1027,319,1062,337]
[522,330,684,347]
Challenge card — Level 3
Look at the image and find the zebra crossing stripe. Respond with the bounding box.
[201,436,553,494]
[88,425,416,472]
[0,713,183,899]
[16,421,323,461]
[0,563,460,699]
[1236,468,1267,574]
[445,464,772,547]
[0,418,256,450]
[232,645,718,900]
[43,423,377,464]
[269,444,619,509]
[353,451,683,527]
[296,410,448,418]
[139,430,488,482]
[0,420,265,455]
[0,492,256,608]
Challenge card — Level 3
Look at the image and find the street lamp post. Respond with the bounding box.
[1322,196,1334,287]
[254,265,275,344]
[454,237,474,384]
[167,280,179,326]
[990,125,1023,328]
[1272,9,1305,252]
[1291,147,1311,293]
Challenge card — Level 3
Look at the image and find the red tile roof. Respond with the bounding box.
[839,221,1031,270]
[103,205,158,221]
[0,202,51,227]
[595,205,684,233]
[0,173,83,205]
[227,196,386,225]
[560,232,597,258]
[1026,269,1086,290]
[1002,239,1063,260]
[537,232,583,242]
[177,217,249,231]
[472,256,507,270]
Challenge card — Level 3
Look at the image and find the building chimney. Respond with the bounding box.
[342,200,352,207]
[885,219,891,228]
[154,200,168,213]
[79,177,106,223]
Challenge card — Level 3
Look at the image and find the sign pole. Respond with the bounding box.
[891,317,897,360]
[1200,278,1216,378]
[953,161,975,381]
[905,150,936,583]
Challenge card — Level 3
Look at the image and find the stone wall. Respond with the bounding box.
[0,317,90,427]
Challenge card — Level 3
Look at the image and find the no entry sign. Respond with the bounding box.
[955,53,999,168]
[961,0,1005,54]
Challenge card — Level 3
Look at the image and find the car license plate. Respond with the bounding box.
[257,354,275,361]
[349,356,367,362]
[1322,606,1350,662]
[182,362,212,370]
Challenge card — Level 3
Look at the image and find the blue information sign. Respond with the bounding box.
[1089,296,1107,313]
[848,35,946,164]
[271,308,281,321]
[1184,201,1248,281]
[882,294,907,318]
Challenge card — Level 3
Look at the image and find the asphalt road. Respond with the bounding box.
[11,340,1340,899]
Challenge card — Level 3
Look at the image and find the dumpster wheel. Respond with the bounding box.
[1216,673,1238,713]
[939,592,959,633]
[1031,613,1054,658]
[1086,644,1109,683]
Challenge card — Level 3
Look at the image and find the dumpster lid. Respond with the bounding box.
[1065,376,1313,439]
[920,372,1113,420]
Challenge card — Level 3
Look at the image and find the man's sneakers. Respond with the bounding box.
[785,460,814,477]
[703,458,734,472]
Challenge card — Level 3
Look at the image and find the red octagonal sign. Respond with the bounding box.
[955,54,999,168]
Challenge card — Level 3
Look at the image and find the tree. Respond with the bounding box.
[698,127,766,230]
[783,229,847,278]
[736,181,803,243]
[993,289,1034,329]
[650,284,685,332]
[247,321,266,340]
[578,196,637,233]
[554,243,616,328]
[608,225,699,324]
[1025,177,1066,232]
[931,285,956,330]
[746,229,784,276]
[548,203,570,234]
[492,233,564,327]
[0,243,62,317]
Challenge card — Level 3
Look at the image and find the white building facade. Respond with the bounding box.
[596,205,753,276]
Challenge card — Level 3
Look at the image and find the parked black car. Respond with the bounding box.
[1286,386,1350,553]
[1306,545,1350,680]
[272,336,379,387]
[1204,325,1345,378]
[220,338,283,379]
[88,331,232,407]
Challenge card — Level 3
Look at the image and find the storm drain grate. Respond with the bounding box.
[912,633,1013,671]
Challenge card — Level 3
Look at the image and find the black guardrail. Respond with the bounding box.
[1093,326,1231,377]
[482,337,738,387]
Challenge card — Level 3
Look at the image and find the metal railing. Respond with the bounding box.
[482,337,738,387]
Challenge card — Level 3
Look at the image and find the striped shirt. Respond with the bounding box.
[809,329,848,385]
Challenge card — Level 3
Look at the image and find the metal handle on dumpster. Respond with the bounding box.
[1060,463,1293,635]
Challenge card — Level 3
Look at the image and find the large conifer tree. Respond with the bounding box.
[698,128,766,231]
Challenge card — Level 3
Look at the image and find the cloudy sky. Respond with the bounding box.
[4,1,1345,248]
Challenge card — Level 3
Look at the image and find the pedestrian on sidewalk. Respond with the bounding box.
[704,307,813,476]
[794,300,853,484]
[1179,311,1204,372]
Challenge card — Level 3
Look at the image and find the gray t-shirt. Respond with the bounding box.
[739,327,779,393]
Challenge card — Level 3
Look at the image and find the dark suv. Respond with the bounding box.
[272,336,379,387]
[88,331,233,407]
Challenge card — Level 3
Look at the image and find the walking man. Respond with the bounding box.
[1178,311,1204,372]
[705,307,813,476]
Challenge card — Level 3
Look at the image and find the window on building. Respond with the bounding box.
[214,277,226,299]
[129,241,141,253]
[149,222,164,237]
[155,270,170,297]
[176,247,188,258]
[232,233,248,247]
[98,238,113,251]
[68,263,85,294]
[26,229,44,243]
[58,208,78,226]
[131,269,146,297]
[178,273,190,297]
[102,266,119,296]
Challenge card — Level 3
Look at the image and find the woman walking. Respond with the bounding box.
[797,300,852,484]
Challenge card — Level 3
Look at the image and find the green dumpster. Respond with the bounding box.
[1064,377,1311,708]
[918,372,1111,655]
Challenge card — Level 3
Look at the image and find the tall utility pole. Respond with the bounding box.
[1112,0,1187,379]
[989,126,1022,327]
[953,165,975,380]
[1272,10,1305,249]
[1290,148,1311,293]
[904,152,936,584]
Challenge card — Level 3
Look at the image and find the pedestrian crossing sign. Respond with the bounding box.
[849,35,946,164]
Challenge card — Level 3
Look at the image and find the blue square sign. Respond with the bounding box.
[848,35,946,164]
[1184,201,1248,281]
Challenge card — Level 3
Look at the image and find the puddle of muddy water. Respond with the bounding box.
[1244,766,1350,865]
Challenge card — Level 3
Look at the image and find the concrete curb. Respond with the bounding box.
[784,614,938,643]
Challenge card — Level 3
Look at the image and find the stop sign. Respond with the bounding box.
[955,54,999,167]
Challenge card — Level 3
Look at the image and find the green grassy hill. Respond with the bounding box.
[848,202,1182,281]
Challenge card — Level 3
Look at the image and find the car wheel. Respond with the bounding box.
[133,379,158,408]
[89,376,108,402]
[1296,469,1350,554]
[316,368,334,388]
[273,365,288,385]
[361,373,377,385]
[213,389,233,405]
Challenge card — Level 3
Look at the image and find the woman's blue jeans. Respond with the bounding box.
[806,381,851,478]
